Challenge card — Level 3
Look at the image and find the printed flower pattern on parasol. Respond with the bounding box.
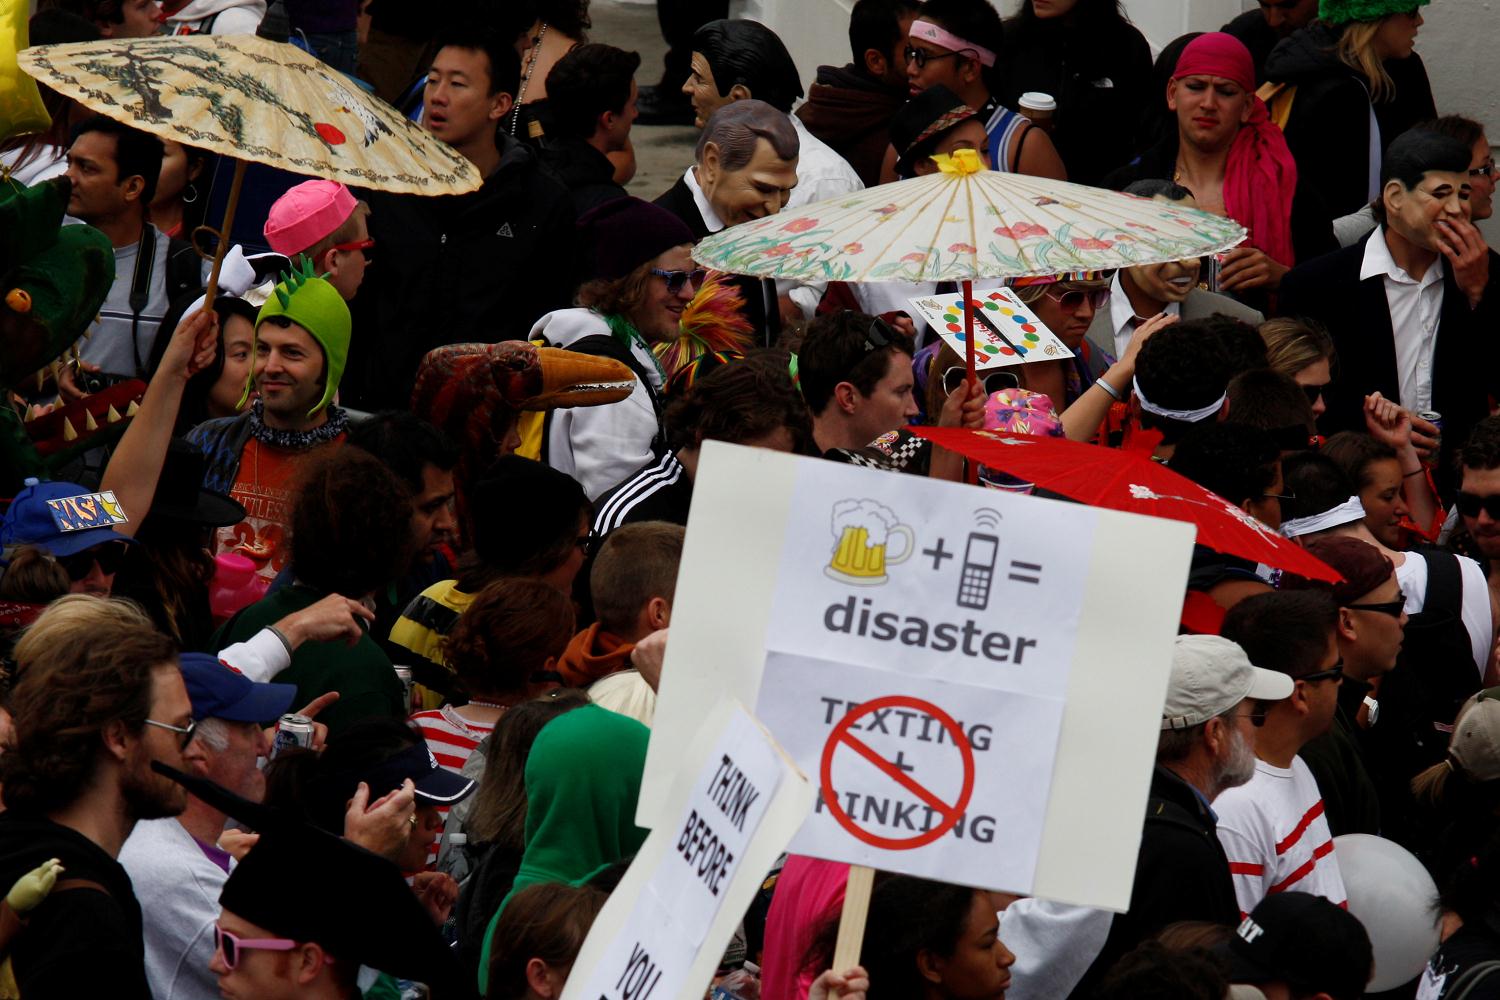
[693,150,1244,283]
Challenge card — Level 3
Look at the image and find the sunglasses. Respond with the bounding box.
[941,366,1018,397]
[1043,287,1110,311]
[331,237,375,259]
[858,313,897,353]
[1458,492,1500,521]
[904,45,964,69]
[574,530,601,556]
[57,541,128,582]
[1300,383,1327,405]
[1345,594,1407,618]
[214,925,328,971]
[143,716,197,749]
[1298,660,1345,684]
[1234,706,1268,728]
[1471,158,1496,180]
[650,267,706,294]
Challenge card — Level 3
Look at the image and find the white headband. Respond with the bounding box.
[909,20,997,67]
[1281,496,1367,539]
[1132,377,1227,424]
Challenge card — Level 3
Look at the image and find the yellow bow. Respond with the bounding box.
[932,149,985,176]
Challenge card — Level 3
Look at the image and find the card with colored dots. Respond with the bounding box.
[906,289,1074,370]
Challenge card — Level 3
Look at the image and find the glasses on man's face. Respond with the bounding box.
[1234,706,1268,728]
[1345,594,1407,619]
[650,267,706,295]
[1458,491,1500,521]
[331,237,375,260]
[1298,660,1345,684]
[57,541,128,582]
[941,366,1018,397]
[904,45,963,70]
[1471,159,1496,180]
[1043,287,1110,311]
[143,716,197,749]
[1261,490,1297,502]
[214,925,307,971]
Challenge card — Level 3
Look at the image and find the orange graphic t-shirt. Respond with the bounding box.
[216,435,345,583]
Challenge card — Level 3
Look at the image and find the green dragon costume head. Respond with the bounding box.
[246,255,352,416]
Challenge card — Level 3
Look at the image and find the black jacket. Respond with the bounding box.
[1264,25,1437,221]
[1221,9,1280,84]
[1072,766,1240,997]
[996,15,1154,187]
[0,813,150,998]
[1277,232,1500,489]
[346,134,577,410]
[536,136,629,219]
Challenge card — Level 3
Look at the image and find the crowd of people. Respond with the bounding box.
[2,0,1499,997]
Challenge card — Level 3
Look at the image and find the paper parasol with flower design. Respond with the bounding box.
[691,150,1245,284]
[18,34,481,300]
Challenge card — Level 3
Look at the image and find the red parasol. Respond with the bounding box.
[914,427,1342,583]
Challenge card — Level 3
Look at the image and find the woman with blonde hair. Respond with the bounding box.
[1263,0,1436,219]
[1258,317,1336,420]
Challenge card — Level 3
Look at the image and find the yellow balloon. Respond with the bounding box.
[0,0,50,147]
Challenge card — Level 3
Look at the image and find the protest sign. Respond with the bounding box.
[562,700,812,1000]
[906,288,1073,369]
[641,443,1194,910]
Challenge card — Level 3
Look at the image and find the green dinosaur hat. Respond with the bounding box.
[247,256,351,416]
[1318,0,1429,24]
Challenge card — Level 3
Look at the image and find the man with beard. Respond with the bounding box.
[1217,591,1349,914]
[119,654,297,1000]
[0,599,193,998]
[1000,635,1291,1000]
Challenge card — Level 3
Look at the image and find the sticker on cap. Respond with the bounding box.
[46,491,128,533]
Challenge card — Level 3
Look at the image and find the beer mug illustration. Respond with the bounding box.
[825,498,914,585]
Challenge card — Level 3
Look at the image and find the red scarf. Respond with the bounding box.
[1175,32,1299,268]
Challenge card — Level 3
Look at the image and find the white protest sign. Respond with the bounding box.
[563,700,812,1000]
[641,443,1194,909]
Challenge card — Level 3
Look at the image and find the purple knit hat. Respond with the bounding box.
[579,197,697,282]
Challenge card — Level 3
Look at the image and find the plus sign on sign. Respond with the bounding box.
[642,444,1195,907]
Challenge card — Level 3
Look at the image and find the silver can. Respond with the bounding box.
[1417,410,1443,466]
[394,666,414,711]
[271,713,315,757]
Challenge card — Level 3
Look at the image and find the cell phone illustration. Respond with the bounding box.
[957,533,999,610]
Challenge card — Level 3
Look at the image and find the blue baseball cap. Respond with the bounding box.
[179,653,297,724]
[0,479,137,558]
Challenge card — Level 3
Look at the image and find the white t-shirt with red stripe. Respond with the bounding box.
[410,705,496,867]
[1213,756,1347,916]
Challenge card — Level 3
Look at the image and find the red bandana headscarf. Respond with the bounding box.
[1173,32,1298,268]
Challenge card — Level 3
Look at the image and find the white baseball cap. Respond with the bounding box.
[1161,635,1294,731]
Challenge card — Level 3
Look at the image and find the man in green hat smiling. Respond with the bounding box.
[187,259,353,585]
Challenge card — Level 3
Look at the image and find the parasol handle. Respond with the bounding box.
[962,278,978,485]
[201,158,248,311]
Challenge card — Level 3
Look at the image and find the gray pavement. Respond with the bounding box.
[590,0,699,199]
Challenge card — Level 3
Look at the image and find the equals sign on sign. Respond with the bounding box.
[1008,560,1042,584]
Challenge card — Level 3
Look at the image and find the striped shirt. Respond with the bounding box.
[410,705,495,867]
[1214,756,1347,915]
[592,450,693,535]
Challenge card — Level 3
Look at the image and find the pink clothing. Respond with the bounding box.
[760,856,850,1000]
[1174,32,1299,268]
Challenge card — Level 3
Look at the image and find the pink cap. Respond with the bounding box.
[263,180,357,257]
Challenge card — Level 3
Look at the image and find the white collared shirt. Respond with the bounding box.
[683,166,726,233]
[1108,272,1180,360]
[1360,226,1445,412]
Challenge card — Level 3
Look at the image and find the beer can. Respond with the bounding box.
[394,666,414,711]
[1418,410,1443,467]
[271,713,315,757]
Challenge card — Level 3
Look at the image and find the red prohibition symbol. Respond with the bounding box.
[819,695,976,850]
